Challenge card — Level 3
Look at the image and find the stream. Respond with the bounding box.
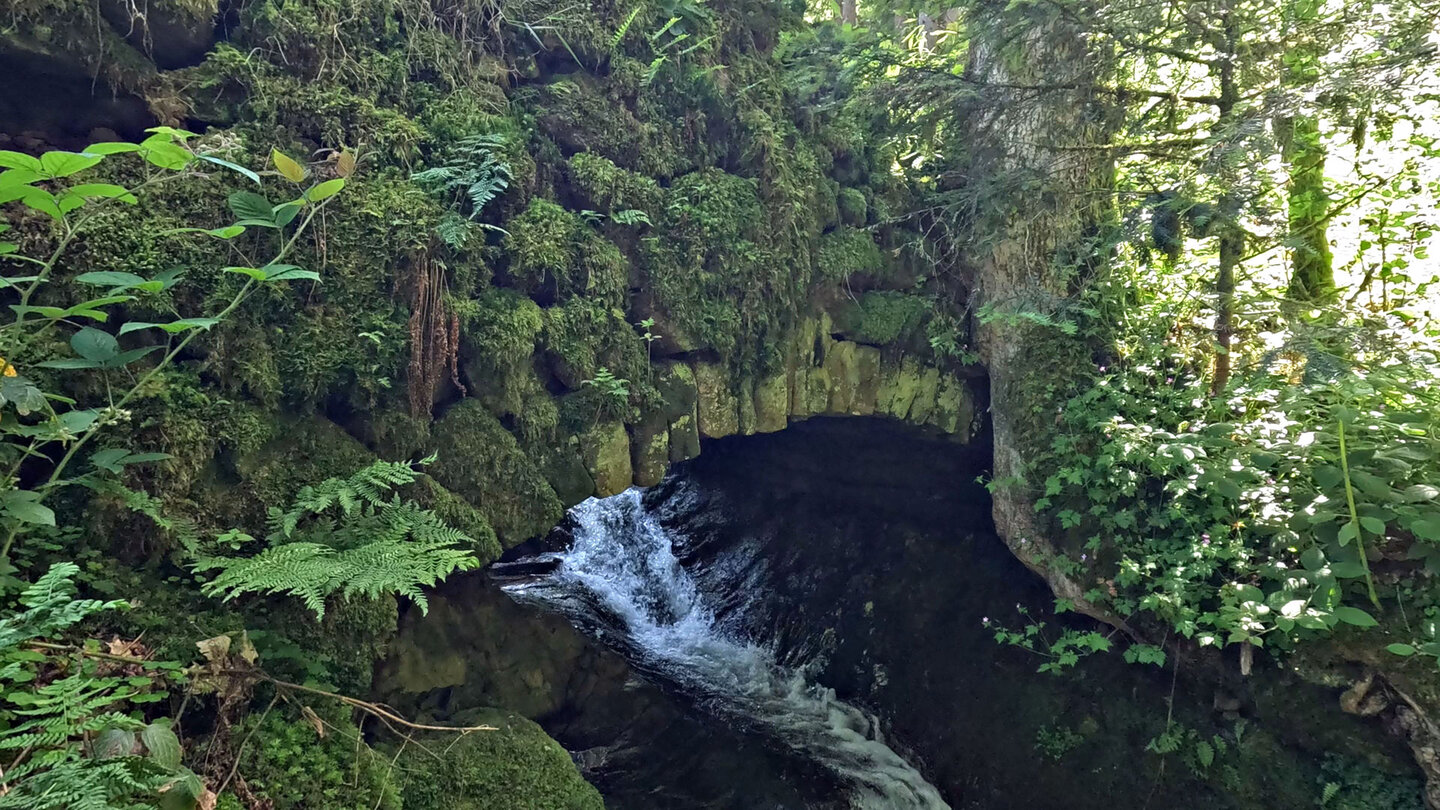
[500,488,950,809]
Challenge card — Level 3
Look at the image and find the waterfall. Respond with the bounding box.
[501,489,951,810]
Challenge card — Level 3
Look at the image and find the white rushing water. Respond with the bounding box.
[501,489,951,810]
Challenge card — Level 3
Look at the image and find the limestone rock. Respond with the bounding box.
[824,340,859,414]
[905,367,942,425]
[580,421,632,497]
[877,356,924,420]
[754,372,789,433]
[654,360,699,422]
[737,381,757,435]
[525,435,596,509]
[694,361,739,438]
[669,406,702,462]
[852,345,881,416]
[631,420,670,487]
[929,374,975,438]
[429,400,563,547]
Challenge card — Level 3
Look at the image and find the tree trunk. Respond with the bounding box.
[960,5,1129,632]
[841,0,857,26]
[1211,11,1242,395]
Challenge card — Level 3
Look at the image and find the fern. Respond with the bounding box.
[411,135,513,249]
[194,458,477,617]
[611,6,642,51]
[0,565,194,810]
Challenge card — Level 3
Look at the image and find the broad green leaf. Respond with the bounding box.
[1338,522,1358,545]
[1411,519,1440,542]
[76,269,151,288]
[142,139,195,170]
[58,408,100,433]
[84,141,143,155]
[1300,547,1324,571]
[0,168,39,188]
[1359,516,1386,535]
[1329,561,1368,579]
[140,720,182,770]
[10,304,67,319]
[0,150,42,171]
[199,154,261,183]
[145,125,198,141]
[306,178,345,201]
[119,318,221,335]
[1402,484,1439,503]
[223,266,268,280]
[93,728,137,759]
[64,183,137,204]
[272,201,302,227]
[108,345,163,367]
[39,150,103,178]
[1331,606,1378,627]
[4,498,55,526]
[1387,643,1417,656]
[228,190,275,223]
[272,148,307,182]
[21,188,63,221]
[265,266,320,283]
[71,327,118,361]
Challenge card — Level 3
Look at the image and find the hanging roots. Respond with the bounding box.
[407,248,466,419]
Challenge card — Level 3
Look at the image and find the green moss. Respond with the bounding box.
[524,74,688,179]
[541,297,658,414]
[238,703,400,810]
[501,199,627,304]
[837,187,868,227]
[567,151,663,215]
[460,287,544,372]
[847,291,931,346]
[396,709,604,810]
[642,169,768,357]
[428,400,563,546]
[815,226,883,284]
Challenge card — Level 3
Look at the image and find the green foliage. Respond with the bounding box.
[194,459,478,617]
[236,703,399,810]
[847,291,930,346]
[837,186,868,227]
[814,226,883,284]
[457,287,545,373]
[502,199,627,304]
[1318,754,1425,809]
[581,367,632,421]
[412,134,513,250]
[0,564,198,810]
[567,152,663,216]
[984,604,1113,675]
[1034,724,1085,761]
[396,709,604,810]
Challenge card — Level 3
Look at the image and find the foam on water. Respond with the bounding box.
[502,489,950,810]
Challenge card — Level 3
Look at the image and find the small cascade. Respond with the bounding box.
[501,489,950,810]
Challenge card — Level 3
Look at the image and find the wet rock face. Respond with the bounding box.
[377,571,853,809]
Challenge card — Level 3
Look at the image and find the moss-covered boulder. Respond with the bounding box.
[397,708,604,810]
[694,360,739,438]
[754,372,789,433]
[579,420,632,497]
[669,407,702,463]
[631,420,670,487]
[430,400,563,546]
[524,435,597,510]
